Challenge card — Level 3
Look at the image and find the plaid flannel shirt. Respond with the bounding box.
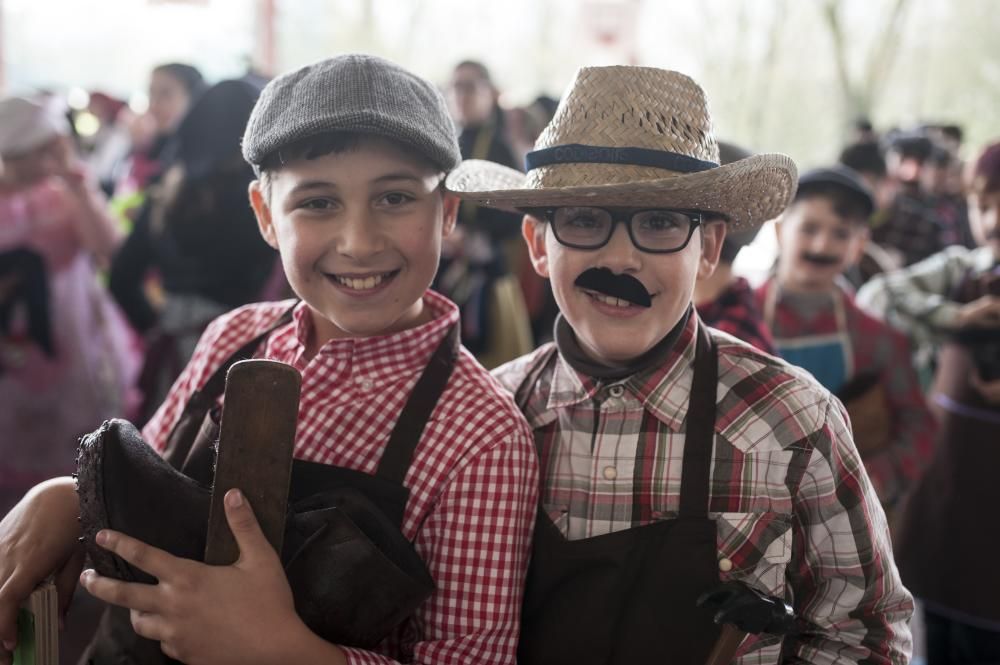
[493,314,913,665]
[697,276,777,354]
[857,245,998,382]
[756,280,937,505]
[145,291,538,665]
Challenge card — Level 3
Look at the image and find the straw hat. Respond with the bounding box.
[445,66,797,231]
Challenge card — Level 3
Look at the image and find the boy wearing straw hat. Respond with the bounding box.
[448,65,912,664]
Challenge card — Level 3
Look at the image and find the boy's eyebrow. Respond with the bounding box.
[288,180,339,195]
[286,173,435,195]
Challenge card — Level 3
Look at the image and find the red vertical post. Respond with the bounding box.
[0,0,6,95]
[257,0,276,77]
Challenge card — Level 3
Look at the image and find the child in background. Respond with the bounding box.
[859,140,1000,665]
[755,166,936,509]
[0,96,139,515]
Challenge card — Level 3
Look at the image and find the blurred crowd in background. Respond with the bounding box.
[1,17,1000,661]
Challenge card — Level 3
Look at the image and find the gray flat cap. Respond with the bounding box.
[242,54,460,171]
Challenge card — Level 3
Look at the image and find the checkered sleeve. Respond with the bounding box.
[340,429,539,665]
[141,302,292,453]
[783,395,913,665]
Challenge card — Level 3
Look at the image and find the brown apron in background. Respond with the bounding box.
[515,324,723,665]
[80,310,460,664]
[895,270,1000,623]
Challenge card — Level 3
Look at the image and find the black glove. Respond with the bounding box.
[696,581,796,635]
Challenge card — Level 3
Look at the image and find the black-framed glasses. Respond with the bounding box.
[531,206,703,254]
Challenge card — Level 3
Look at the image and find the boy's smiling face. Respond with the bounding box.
[968,188,1000,260]
[523,211,726,365]
[250,137,458,348]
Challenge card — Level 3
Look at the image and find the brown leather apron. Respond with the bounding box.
[515,324,722,665]
[81,309,460,664]
[895,269,1000,623]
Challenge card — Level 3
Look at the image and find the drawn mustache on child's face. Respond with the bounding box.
[800,252,842,267]
[574,267,652,308]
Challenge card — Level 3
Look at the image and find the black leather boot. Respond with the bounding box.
[76,419,210,585]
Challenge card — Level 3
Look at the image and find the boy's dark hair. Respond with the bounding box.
[454,60,493,85]
[839,142,886,178]
[887,133,934,162]
[940,124,963,145]
[713,141,759,264]
[153,63,208,98]
[257,131,440,198]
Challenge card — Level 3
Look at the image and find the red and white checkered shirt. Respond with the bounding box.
[493,314,913,665]
[145,291,539,665]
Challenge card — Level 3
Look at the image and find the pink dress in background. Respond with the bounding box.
[0,178,140,492]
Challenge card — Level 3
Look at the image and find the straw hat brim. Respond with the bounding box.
[445,153,798,232]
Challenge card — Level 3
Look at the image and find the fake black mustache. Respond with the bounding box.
[574,268,652,308]
[801,253,841,266]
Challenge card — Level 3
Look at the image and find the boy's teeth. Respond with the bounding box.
[337,273,386,290]
[593,293,630,308]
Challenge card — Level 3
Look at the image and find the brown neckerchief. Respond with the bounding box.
[553,306,692,381]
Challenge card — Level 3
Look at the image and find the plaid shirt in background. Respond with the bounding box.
[756,279,937,506]
[870,193,945,267]
[697,276,776,354]
[145,291,538,665]
[493,314,912,665]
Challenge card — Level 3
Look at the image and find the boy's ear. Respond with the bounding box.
[249,181,278,250]
[846,226,870,265]
[441,192,460,237]
[522,214,550,278]
[697,220,727,280]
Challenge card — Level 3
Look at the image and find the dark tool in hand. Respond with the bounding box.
[204,359,301,565]
[697,580,797,665]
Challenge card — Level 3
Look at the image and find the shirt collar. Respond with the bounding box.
[546,313,700,432]
[279,290,460,384]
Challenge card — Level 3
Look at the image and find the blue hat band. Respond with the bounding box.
[525,143,719,174]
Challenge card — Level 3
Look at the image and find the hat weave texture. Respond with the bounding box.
[446,65,797,231]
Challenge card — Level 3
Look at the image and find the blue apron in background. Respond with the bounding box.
[763,286,854,394]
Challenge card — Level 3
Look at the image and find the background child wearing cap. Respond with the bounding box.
[0,55,537,665]
[694,141,775,354]
[0,96,140,517]
[449,65,912,664]
[858,140,1000,664]
[755,166,936,511]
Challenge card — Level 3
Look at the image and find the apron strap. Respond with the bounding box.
[679,318,718,519]
[375,323,461,485]
[192,304,297,403]
[162,303,297,467]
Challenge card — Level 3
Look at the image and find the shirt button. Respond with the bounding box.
[358,378,374,391]
[608,385,625,398]
[603,465,618,480]
[718,557,734,572]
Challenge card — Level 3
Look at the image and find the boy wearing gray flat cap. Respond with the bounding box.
[0,55,537,665]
